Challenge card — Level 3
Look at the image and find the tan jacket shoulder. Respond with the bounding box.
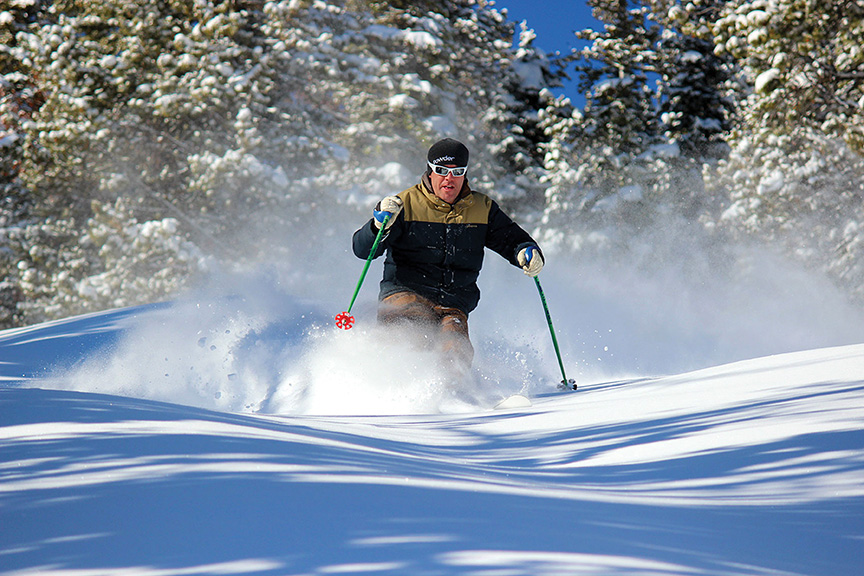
[399,182,492,225]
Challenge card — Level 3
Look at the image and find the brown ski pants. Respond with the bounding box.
[377,291,474,370]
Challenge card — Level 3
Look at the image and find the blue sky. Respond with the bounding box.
[493,0,598,100]
[494,0,596,56]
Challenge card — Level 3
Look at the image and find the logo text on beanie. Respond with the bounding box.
[431,155,457,164]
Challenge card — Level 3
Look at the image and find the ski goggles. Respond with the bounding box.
[428,162,467,177]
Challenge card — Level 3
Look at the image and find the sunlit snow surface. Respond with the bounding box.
[1,278,864,575]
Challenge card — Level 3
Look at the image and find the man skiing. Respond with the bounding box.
[352,138,544,374]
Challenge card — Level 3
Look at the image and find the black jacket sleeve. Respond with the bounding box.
[484,201,542,267]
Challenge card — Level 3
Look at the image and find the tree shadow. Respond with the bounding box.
[2,383,863,576]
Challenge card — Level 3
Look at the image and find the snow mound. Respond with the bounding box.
[1,308,863,574]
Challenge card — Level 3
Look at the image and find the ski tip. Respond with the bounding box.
[494,394,533,410]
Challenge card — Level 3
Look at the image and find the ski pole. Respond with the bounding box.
[335,214,390,329]
[533,275,577,390]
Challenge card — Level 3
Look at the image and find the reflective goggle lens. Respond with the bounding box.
[428,162,467,177]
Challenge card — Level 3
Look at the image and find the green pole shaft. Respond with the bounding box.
[533,275,571,386]
[346,214,390,314]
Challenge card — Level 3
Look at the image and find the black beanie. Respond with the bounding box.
[427,138,469,167]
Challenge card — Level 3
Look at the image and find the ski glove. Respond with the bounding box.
[517,245,544,277]
[373,195,403,230]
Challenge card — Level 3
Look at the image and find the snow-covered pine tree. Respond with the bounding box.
[534,0,748,284]
[538,0,666,253]
[643,0,737,220]
[713,0,864,153]
[493,21,564,210]
[708,0,864,302]
[576,0,661,163]
[0,0,49,327]
[652,0,733,161]
[3,0,552,326]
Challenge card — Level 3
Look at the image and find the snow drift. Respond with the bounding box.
[1,280,863,575]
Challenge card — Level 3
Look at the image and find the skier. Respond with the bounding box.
[352,138,544,375]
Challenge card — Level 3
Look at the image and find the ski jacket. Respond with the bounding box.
[352,176,540,315]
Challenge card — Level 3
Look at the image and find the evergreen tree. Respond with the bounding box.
[713,0,864,151]
[0,0,50,326]
[643,0,737,221]
[708,0,864,302]
[576,0,661,162]
[2,0,552,326]
[495,22,563,209]
[538,0,667,253]
[652,0,734,160]
[536,0,738,265]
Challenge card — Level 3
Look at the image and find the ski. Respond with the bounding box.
[494,394,532,410]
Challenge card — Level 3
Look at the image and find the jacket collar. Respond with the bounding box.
[420,174,472,207]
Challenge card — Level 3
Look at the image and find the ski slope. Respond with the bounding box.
[1,294,863,576]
